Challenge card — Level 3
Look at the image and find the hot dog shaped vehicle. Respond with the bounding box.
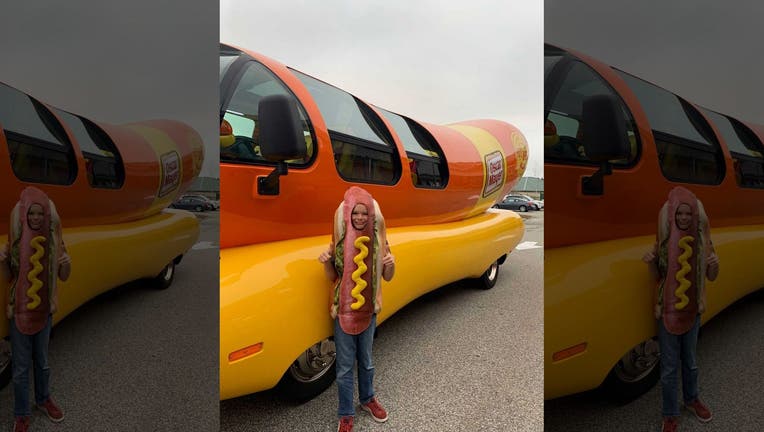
[544,43,764,400]
[219,44,529,400]
[0,80,204,387]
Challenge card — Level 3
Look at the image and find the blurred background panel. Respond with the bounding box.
[0,1,219,430]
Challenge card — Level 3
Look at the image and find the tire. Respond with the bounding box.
[0,339,10,390]
[602,338,660,401]
[276,338,336,402]
[476,260,499,289]
[152,260,176,290]
[194,205,203,212]
[519,205,527,212]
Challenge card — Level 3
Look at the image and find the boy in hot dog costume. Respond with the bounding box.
[318,186,395,432]
[1,187,71,431]
[643,186,719,432]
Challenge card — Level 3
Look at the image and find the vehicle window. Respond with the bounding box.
[545,61,638,166]
[292,69,401,185]
[701,108,764,188]
[220,53,238,83]
[221,61,314,166]
[0,82,77,185]
[377,107,447,189]
[52,108,124,189]
[545,54,564,82]
[617,71,725,184]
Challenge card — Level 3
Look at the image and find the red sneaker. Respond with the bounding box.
[12,416,30,432]
[36,397,65,423]
[337,415,353,432]
[361,397,388,422]
[685,398,712,423]
[661,416,678,432]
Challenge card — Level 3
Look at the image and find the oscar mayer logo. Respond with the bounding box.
[159,151,181,197]
[483,151,504,198]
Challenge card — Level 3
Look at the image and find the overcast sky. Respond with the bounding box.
[221,0,543,178]
[546,0,764,125]
[0,1,219,177]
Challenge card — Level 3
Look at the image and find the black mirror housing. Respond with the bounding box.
[582,94,630,162]
[258,94,307,162]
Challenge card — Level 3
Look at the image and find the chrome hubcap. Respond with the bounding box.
[487,262,498,281]
[289,339,336,383]
[614,339,660,382]
[163,263,174,281]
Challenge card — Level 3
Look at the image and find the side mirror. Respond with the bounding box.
[580,95,630,195]
[256,94,308,196]
[258,94,307,161]
[582,94,630,161]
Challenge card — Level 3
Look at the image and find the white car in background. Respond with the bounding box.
[506,194,543,210]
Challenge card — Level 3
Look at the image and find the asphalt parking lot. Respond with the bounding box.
[221,210,544,432]
[0,209,219,431]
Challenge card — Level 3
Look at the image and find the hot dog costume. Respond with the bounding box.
[5,187,65,335]
[654,186,711,335]
[330,187,389,335]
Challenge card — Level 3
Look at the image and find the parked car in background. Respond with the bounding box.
[507,194,543,210]
[494,196,534,212]
[172,196,213,212]
[181,194,219,210]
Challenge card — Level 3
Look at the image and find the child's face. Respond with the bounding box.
[674,203,692,231]
[351,204,369,230]
[27,204,44,230]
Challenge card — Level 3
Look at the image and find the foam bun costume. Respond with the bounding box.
[7,186,65,335]
[331,187,388,335]
[655,186,710,335]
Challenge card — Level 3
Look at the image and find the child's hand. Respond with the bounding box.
[707,253,719,273]
[642,251,656,263]
[382,252,395,268]
[318,243,334,264]
[58,252,71,267]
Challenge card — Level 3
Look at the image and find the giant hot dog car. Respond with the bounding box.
[219,44,529,400]
[545,43,764,400]
[0,80,204,387]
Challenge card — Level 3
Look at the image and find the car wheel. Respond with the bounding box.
[519,205,527,212]
[276,338,336,402]
[475,260,499,289]
[603,338,660,401]
[194,205,203,212]
[0,340,10,390]
[152,260,176,290]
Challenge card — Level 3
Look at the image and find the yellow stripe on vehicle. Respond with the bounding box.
[448,124,506,216]
[126,125,183,212]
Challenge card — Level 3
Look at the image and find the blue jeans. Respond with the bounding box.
[10,315,52,417]
[334,314,376,417]
[658,314,700,417]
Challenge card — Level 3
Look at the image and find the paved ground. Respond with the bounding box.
[0,210,219,431]
[221,210,545,432]
[545,287,764,431]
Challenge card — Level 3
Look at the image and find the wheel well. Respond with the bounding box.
[173,255,183,265]
[497,254,507,265]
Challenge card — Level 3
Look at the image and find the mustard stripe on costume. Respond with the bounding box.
[350,236,370,310]
[25,235,46,310]
[674,235,694,310]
